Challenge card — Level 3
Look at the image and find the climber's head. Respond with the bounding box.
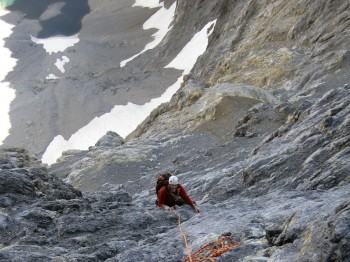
[169,175,179,185]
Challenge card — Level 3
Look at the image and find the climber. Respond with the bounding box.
[157,175,201,213]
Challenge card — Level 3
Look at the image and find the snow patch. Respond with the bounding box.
[30,34,79,55]
[165,20,217,74]
[42,20,217,165]
[120,2,176,67]
[133,0,162,8]
[0,10,17,144]
[55,56,70,73]
[46,74,60,80]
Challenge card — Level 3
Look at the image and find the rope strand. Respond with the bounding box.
[174,209,193,262]
[173,209,241,262]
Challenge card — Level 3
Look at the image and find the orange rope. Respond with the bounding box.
[174,209,193,262]
[173,209,241,262]
[182,235,241,262]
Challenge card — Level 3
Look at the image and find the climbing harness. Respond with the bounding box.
[174,209,241,262]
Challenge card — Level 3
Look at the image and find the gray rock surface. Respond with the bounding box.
[1,0,350,261]
[95,131,124,148]
[2,0,180,155]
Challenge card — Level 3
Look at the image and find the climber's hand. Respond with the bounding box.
[163,205,171,211]
[193,204,201,213]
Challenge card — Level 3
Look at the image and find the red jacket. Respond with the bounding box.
[157,184,194,207]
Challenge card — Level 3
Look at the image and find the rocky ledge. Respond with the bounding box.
[1,85,349,261]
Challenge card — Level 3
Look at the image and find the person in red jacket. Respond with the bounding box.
[157,175,201,213]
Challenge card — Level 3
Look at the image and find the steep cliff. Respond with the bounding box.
[1,0,349,261]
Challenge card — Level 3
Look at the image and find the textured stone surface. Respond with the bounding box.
[22,86,350,261]
[1,0,350,261]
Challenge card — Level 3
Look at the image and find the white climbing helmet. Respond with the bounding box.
[169,175,179,185]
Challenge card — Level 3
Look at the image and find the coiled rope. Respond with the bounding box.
[174,209,241,262]
[182,235,241,262]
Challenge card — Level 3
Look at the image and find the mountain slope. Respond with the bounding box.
[1,0,349,261]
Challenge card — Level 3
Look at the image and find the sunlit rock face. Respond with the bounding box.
[1,0,350,261]
[190,0,350,93]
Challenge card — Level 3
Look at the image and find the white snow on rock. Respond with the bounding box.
[42,20,217,165]
[55,56,70,73]
[0,10,17,144]
[133,0,163,9]
[46,74,60,80]
[120,2,176,67]
[165,20,217,73]
[31,34,74,80]
[30,34,79,55]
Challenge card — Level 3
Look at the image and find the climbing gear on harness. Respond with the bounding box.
[164,205,172,211]
[169,186,181,201]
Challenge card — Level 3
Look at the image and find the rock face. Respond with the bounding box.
[191,0,350,92]
[1,0,350,261]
